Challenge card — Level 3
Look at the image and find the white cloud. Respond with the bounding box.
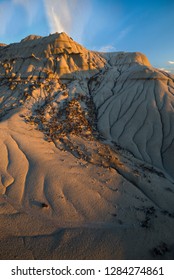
[43,0,91,43]
[159,68,171,73]
[99,45,117,52]
[168,61,174,64]
[44,0,71,34]
[49,6,65,32]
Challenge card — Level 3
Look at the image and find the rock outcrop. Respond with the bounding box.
[0,32,174,259]
[0,32,173,178]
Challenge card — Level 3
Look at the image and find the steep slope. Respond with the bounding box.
[90,52,174,178]
[0,33,174,259]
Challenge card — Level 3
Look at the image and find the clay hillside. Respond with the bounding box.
[0,32,174,259]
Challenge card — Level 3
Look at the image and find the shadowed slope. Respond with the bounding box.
[90,53,174,178]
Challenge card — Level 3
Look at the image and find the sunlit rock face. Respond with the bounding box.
[0,32,105,78]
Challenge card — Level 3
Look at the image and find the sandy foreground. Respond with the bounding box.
[0,109,174,260]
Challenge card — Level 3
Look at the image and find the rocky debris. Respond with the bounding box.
[26,91,98,141]
[139,206,156,229]
[151,242,170,257]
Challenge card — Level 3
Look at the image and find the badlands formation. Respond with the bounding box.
[0,32,174,259]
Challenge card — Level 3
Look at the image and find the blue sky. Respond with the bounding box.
[0,0,174,73]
